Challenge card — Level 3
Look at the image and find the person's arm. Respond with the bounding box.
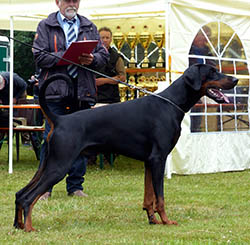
[86,24,109,69]
[115,57,126,82]
[96,57,126,86]
[13,73,27,102]
[33,20,64,69]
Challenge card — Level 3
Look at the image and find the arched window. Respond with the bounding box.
[188,21,249,133]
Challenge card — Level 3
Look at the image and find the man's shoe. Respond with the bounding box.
[68,190,88,197]
[39,192,51,201]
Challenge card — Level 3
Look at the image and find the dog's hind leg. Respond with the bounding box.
[14,185,44,231]
[14,158,70,232]
[20,177,64,232]
[23,196,41,232]
[13,162,50,230]
[13,203,24,229]
[143,164,161,224]
[14,191,40,231]
[13,169,43,230]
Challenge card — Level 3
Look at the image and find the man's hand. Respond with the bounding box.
[79,53,94,65]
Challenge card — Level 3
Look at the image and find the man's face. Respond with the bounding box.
[99,30,112,49]
[56,0,80,19]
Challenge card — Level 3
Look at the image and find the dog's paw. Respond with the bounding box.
[164,219,178,225]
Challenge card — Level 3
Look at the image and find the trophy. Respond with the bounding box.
[148,76,158,92]
[139,25,152,68]
[113,26,125,54]
[118,84,127,102]
[126,26,138,68]
[137,76,146,97]
[153,24,165,68]
[160,75,166,81]
[128,75,136,100]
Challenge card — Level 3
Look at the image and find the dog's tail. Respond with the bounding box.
[39,74,73,125]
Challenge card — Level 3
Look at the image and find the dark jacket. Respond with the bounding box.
[97,47,121,103]
[33,12,109,101]
[0,72,27,105]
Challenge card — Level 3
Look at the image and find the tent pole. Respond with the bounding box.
[165,0,170,86]
[165,0,172,179]
[8,16,14,174]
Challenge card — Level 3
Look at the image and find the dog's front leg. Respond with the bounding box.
[143,166,161,224]
[155,196,178,225]
[150,161,178,226]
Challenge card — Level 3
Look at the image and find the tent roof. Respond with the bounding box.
[0,0,166,31]
[2,0,250,32]
[170,0,250,16]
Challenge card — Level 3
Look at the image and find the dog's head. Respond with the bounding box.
[184,64,238,103]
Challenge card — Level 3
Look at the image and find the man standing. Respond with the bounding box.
[33,0,109,200]
[88,27,126,165]
[96,27,126,103]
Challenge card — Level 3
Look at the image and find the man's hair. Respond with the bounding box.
[98,27,112,36]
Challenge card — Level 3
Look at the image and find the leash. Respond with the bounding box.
[0,31,185,114]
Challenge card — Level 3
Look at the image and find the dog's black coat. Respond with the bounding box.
[14,64,238,231]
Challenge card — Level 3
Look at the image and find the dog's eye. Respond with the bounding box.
[211,72,219,80]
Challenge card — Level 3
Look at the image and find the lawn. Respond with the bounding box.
[0,142,249,244]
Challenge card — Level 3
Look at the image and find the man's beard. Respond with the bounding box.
[65,7,77,19]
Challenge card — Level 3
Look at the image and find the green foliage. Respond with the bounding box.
[13,31,36,81]
[0,142,249,244]
[0,30,36,81]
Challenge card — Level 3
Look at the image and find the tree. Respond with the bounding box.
[0,30,36,81]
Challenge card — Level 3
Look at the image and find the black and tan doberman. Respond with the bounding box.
[14,64,238,231]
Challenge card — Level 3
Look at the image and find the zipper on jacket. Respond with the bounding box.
[54,35,58,53]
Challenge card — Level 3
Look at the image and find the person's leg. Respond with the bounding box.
[66,155,87,195]
[30,96,44,157]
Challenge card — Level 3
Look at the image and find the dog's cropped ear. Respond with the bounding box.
[183,64,202,91]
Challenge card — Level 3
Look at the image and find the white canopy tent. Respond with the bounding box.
[0,0,250,175]
[0,0,166,31]
[166,0,250,175]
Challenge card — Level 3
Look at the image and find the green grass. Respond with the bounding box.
[0,141,249,244]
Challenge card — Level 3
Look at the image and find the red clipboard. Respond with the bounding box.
[57,40,98,66]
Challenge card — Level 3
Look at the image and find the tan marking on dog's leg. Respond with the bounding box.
[143,168,160,224]
[24,196,40,232]
[156,197,178,225]
[17,205,24,229]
